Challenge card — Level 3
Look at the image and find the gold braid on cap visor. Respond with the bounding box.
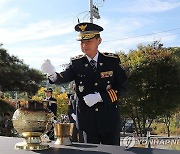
[78,32,100,40]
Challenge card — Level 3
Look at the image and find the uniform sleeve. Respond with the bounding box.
[49,62,74,85]
[100,58,128,104]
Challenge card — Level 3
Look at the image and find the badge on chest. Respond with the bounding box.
[78,81,84,92]
[100,71,113,78]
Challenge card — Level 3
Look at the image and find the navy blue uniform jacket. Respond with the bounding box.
[47,97,57,116]
[50,52,127,135]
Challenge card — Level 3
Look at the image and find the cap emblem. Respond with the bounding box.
[78,24,87,31]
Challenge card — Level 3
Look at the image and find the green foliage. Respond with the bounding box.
[151,114,180,136]
[0,48,45,96]
[119,41,180,136]
[32,87,69,116]
[0,99,16,116]
[57,97,68,115]
[151,123,166,134]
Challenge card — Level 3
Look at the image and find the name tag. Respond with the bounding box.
[100,71,113,78]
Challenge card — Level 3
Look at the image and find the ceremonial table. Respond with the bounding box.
[0,136,179,154]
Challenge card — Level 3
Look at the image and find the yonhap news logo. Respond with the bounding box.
[122,136,180,148]
[122,136,136,148]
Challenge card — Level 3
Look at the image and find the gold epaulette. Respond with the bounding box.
[71,54,84,61]
[102,52,119,58]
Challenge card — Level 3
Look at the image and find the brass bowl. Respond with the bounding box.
[54,123,74,145]
[12,101,54,150]
[12,108,54,134]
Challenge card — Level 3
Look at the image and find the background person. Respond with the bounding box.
[44,87,57,117]
[67,85,84,143]
[0,112,13,137]
[44,87,57,140]
[41,22,128,145]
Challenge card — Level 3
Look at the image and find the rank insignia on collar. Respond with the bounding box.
[79,85,84,92]
[99,63,103,66]
[100,71,113,78]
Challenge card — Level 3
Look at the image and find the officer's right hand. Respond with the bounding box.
[41,59,57,81]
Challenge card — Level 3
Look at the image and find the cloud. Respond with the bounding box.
[0,1,30,26]
[0,20,74,44]
[0,8,18,25]
[0,0,79,71]
[6,42,81,71]
[1,0,179,72]
[0,0,13,5]
[101,32,177,53]
[14,30,176,72]
[99,17,153,43]
[98,15,179,53]
[0,0,74,44]
[113,0,180,13]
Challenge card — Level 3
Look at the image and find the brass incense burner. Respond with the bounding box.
[12,100,54,150]
[54,123,74,145]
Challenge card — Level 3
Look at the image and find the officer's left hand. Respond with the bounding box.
[71,113,76,121]
[83,93,102,107]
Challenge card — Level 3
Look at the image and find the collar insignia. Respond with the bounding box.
[79,24,87,31]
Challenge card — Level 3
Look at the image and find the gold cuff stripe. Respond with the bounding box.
[108,89,118,102]
[111,89,117,101]
[110,90,116,102]
[107,90,114,102]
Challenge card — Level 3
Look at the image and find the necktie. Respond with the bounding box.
[90,60,97,72]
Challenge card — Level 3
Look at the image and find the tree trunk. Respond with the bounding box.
[165,114,171,137]
[123,118,126,135]
[136,107,142,137]
[142,114,146,137]
[147,119,153,129]
[132,116,139,137]
[167,125,170,137]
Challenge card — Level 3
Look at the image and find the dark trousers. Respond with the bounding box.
[71,125,84,143]
[85,132,120,145]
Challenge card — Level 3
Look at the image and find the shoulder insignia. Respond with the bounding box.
[102,52,119,58]
[71,55,84,61]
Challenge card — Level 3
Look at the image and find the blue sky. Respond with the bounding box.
[0,0,180,72]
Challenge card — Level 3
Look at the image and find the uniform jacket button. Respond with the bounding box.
[95,108,99,112]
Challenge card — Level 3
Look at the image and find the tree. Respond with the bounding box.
[0,48,45,96]
[119,41,180,136]
[0,99,16,115]
[32,87,69,117]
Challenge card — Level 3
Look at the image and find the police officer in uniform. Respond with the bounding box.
[41,22,128,145]
[44,87,57,117]
[44,87,57,140]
